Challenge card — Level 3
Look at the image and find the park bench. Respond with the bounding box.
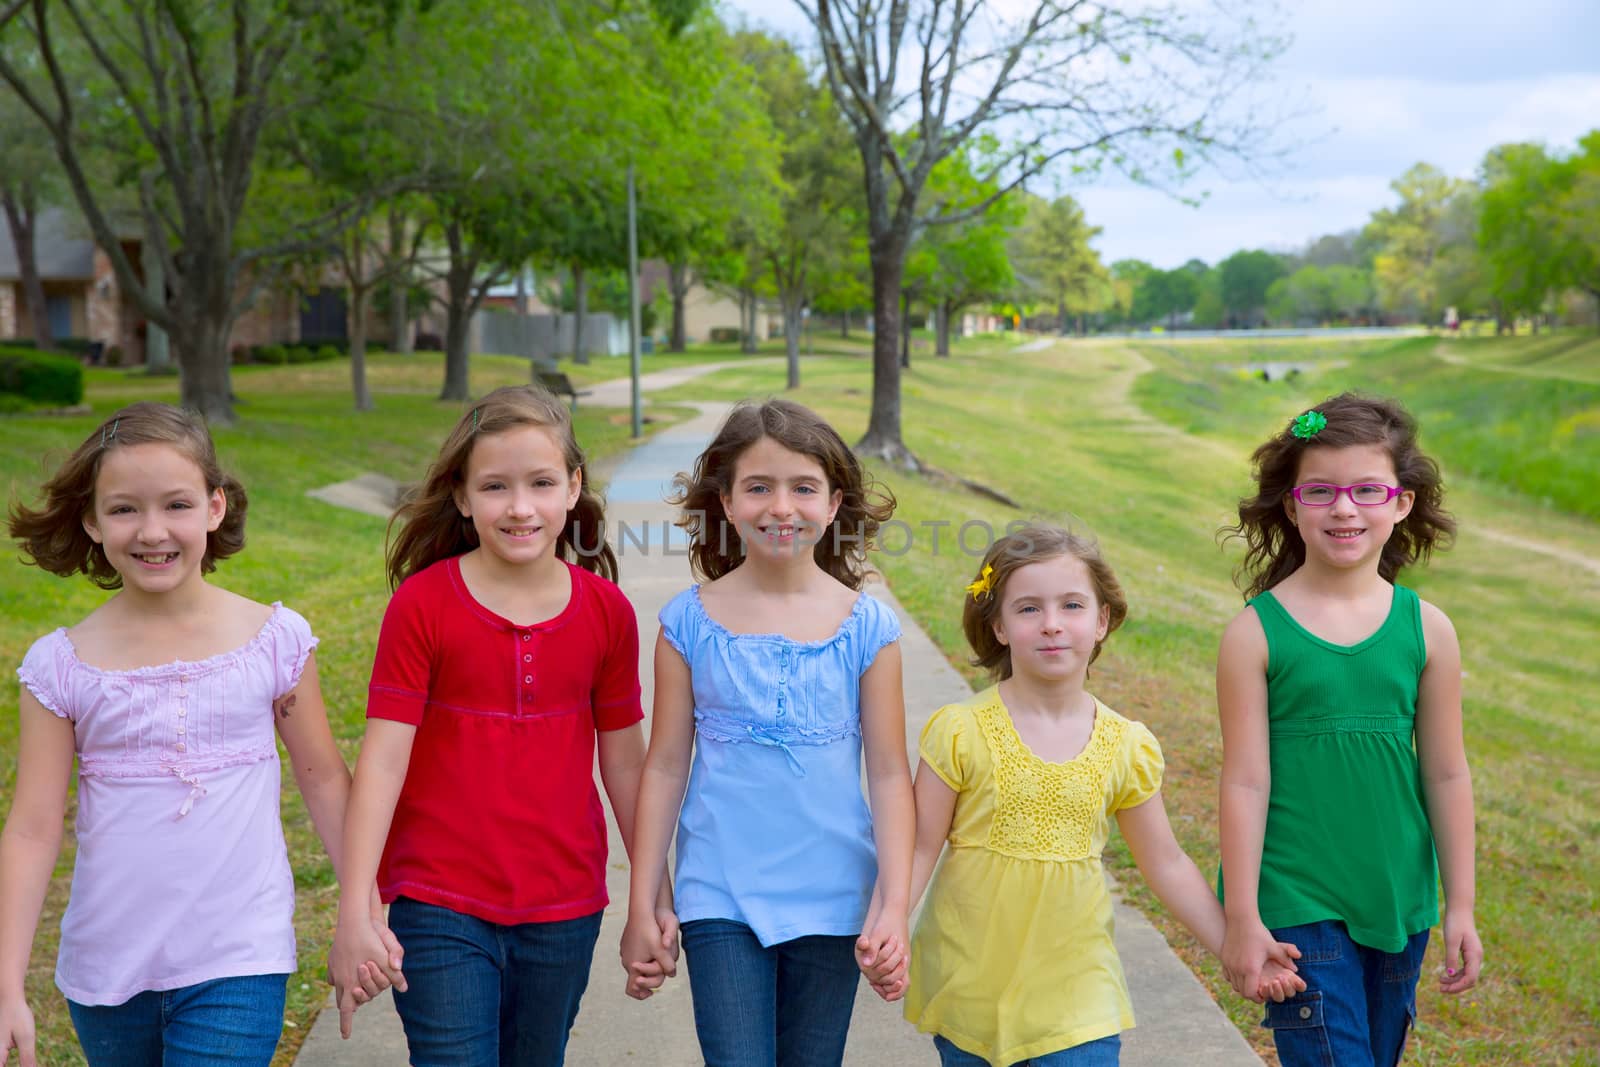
[533,361,592,409]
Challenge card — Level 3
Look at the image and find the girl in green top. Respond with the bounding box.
[1216,393,1482,1067]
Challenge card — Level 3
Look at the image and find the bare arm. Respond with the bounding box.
[329,718,416,1036]
[1216,608,1279,999]
[0,691,74,1067]
[274,655,354,879]
[856,642,915,997]
[1416,601,1480,994]
[620,632,696,999]
[908,759,956,910]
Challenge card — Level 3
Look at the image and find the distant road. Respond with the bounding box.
[1093,326,1424,341]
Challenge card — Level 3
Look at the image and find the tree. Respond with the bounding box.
[0,0,401,422]
[1011,194,1106,335]
[1131,267,1199,328]
[803,0,1286,467]
[1364,163,1468,324]
[1477,143,1558,329]
[1542,131,1600,326]
[1218,250,1286,326]
[0,37,58,349]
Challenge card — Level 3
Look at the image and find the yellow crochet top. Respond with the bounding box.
[905,686,1164,1065]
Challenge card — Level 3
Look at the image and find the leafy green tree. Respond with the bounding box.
[803,0,1288,467]
[1218,249,1286,326]
[0,0,407,422]
[1542,131,1600,326]
[1011,194,1107,335]
[1364,163,1469,323]
[1477,143,1558,330]
[1131,267,1199,328]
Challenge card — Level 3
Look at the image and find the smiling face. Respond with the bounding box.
[1286,442,1415,575]
[454,425,581,570]
[991,554,1111,686]
[82,443,226,598]
[720,435,843,564]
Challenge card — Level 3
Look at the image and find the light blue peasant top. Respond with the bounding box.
[659,585,901,946]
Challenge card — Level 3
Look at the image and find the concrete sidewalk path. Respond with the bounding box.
[295,365,1261,1066]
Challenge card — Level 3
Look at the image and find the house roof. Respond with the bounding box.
[0,207,98,282]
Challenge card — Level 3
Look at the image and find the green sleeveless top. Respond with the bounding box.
[1221,584,1439,952]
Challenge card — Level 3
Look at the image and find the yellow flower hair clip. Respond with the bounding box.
[965,564,996,600]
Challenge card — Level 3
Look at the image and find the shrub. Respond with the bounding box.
[286,345,314,363]
[230,344,252,365]
[106,345,125,367]
[708,327,740,344]
[316,344,340,362]
[255,344,288,364]
[0,346,85,406]
[414,331,442,351]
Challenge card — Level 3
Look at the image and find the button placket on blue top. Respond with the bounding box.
[776,644,790,716]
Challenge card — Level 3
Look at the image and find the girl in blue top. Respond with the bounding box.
[622,398,915,1065]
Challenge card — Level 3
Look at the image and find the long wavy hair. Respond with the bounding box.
[9,402,247,590]
[386,385,616,589]
[669,398,895,590]
[961,523,1128,681]
[1221,392,1455,600]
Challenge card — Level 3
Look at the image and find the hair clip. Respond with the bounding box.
[965,563,996,600]
[471,408,480,432]
[1290,410,1327,440]
[102,418,120,447]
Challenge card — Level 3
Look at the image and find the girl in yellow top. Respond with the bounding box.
[904,524,1304,1066]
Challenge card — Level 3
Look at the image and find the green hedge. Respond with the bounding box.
[0,346,85,406]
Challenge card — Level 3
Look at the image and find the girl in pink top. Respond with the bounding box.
[0,403,395,1067]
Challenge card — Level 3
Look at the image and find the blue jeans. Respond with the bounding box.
[934,1033,1122,1066]
[680,918,862,1066]
[388,896,602,1067]
[1264,920,1430,1067]
[68,973,287,1067]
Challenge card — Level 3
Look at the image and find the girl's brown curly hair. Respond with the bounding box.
[669,398,895,590]
[962,523,1128,681]
[386,385,616,589]
[9,402,248,589]
[1221,392,1455,601]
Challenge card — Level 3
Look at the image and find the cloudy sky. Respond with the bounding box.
[719,0,1600,267]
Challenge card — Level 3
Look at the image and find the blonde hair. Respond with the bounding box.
[961,523,1127,680]
[9,402,247,589]
[386,385,615,589]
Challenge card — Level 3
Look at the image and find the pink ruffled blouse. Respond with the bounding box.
[17,604,316,1006]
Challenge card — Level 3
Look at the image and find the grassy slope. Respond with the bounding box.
[655,331,1600,1066]
[0,352,692,1065]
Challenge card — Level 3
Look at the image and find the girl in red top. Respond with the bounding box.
[329,386,656,1066]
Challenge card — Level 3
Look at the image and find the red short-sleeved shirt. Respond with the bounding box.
[367,556,642,924]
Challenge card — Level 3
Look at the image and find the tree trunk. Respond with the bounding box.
[856,229,916,468]
[899,289,911,369]
[173,311,236,424]
[141,240,170,371]
[388,206,412,354]
[572,265,589,365]
[935,300,953,357]
[440,220,473,401]
[667,260,690,352]
[349,282,373,412]
[741,289,759,354]
[783,294,802,390]
[840,309,849,338]
[1,191,53,351]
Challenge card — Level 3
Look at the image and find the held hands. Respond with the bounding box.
[620,905,680,1001]
[1438,907,1482,995]
[855,906,910,1003]
[1221,917,1303,1005]
[0,995,37,1067]
[327,889,407,1040]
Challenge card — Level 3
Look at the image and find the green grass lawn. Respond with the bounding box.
[0,351,692,1066]
[654,332,1600,1065]
[3,334,1597,1064]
